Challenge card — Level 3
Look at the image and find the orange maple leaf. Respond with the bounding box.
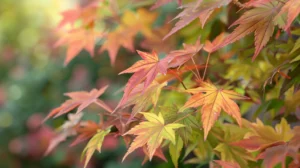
[180,82,248,139]
[55,28,103,65]
[44,86,112,121]
[99,27,135,65]
[119,50,170,98]
[218,2,286,60]
[100,9,157,65]
[70,121,100,147]
[203,33,225,53]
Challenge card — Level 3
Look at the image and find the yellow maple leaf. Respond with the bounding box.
[81,128,110,168]
[121,8,157,38]
[122,112,184,161]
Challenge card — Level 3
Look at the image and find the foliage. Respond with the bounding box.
[41,0,300,168]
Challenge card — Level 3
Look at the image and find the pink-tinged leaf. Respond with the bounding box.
[142,146,167,165]
[163,0,231,39]
[57,9,81,29]
[119,50,170,96]
[45,113,83,155]
[45,133,67,156]
[44,86,112,121]
[198,10,213,28]
[167,38,203,68]
[57,1,100,29]
[217,2,283,60]
[277,0,300,30]
[232,136,286,151]
[256,144,288,168]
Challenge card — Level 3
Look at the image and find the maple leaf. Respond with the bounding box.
[122,112,184,161]
[57,1,100,29]
[232,119,299,168]
[180,82,248,139]
[150,0,182,10]
[167,38,203,68]
[277,0,300,30]
[255,127,300,168]
[119,50,170,97]
[214,160,241,168]
[232,118,294,151]
[203,33,225,53]
[99,27,135,65]
[256,144,290,168]
[163,0,232,39]
[115,81,167,122]
[45,113,83,155]
[55,28,103,65]
[81,127,110,168]
[57,8,80,29]
[122,8,157,38]
[213,124,255,167]
[70,121,100,147]
[289,126,300,154]
[218,2,286,60]
[169,136,183,168]
[44,86,112,121]
[142,146,167,165]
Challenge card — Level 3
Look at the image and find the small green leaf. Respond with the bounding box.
[290,38,300,54]
[169,136,183,168]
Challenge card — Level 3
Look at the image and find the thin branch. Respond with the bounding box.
[172,109,198,124]
[202,52,211,80]
[180,81,188,90]
[191,57,202,80]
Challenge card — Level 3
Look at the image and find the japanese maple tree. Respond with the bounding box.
[44,0,300,167]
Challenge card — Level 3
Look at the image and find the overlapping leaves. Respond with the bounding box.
[123,112,184,161]
[181,82,248,139]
